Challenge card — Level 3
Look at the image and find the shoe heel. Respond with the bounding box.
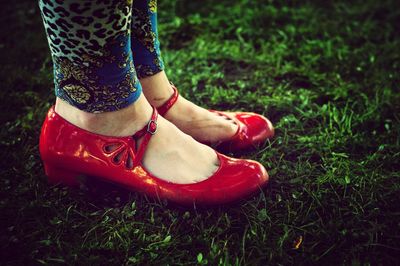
[43,163,81,187]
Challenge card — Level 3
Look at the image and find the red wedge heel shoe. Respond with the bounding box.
[158,84,275,152]
[39,106,269,205]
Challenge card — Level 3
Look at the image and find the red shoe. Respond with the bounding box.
[158,84,275,152]
[39,106,269,205]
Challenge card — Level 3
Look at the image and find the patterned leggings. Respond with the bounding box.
[39,0,163,113]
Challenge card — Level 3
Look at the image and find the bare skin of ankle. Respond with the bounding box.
[55,94,219,184]
[140,71,238,143]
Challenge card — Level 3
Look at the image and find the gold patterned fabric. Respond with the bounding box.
[39,0,142,112]
[131,0,164,79]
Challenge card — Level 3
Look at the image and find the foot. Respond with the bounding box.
[140,71,238,143]
[55,94,219,184]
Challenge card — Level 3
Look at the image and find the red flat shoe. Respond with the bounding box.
[39,106,268,205]
[157,84,275,152]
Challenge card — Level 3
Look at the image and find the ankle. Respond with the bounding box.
[140,71,174,107]
[54,94,153,136]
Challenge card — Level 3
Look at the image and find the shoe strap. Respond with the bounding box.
[132,106,158,167]
[157,83,179,116]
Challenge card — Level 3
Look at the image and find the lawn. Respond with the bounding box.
[1,0,399,265]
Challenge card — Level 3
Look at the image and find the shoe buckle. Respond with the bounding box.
[147,119,157,135]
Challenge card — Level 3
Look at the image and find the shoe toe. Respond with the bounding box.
[216,112,274,151]
[235,112,275,141]
[196,154,269,205]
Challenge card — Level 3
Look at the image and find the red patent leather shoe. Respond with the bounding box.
[157,84,275,152]
[39,106,269,205]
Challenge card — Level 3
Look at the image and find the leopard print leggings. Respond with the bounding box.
[39,0,163,112]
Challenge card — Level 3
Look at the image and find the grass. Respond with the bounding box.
[1,0,399,265]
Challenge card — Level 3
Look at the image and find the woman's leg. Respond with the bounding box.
[39,0,218,184]
[130,0,239,143]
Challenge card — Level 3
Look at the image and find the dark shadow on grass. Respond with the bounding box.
[49,173,272,212]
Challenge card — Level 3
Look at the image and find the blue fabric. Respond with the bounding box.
[131,0,164,78]
[39,0,142,113]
